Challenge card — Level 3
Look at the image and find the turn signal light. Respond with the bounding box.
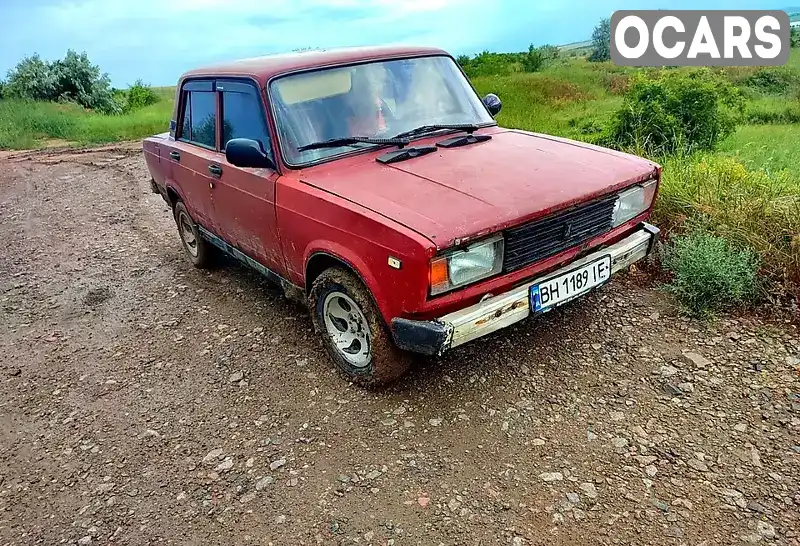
[429,259,450,293]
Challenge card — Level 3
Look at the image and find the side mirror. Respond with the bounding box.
[482,93,502,116]
[225,138,276,169]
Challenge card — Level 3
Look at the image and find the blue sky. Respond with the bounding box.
[0,0,782,87]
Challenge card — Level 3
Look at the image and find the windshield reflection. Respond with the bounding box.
[270,55,494,165]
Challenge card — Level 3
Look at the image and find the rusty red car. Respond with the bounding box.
[142,45,661,386]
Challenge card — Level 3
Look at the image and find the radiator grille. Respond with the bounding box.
[503,195,616,272]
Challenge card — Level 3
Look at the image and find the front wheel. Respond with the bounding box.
[309,268,411,387]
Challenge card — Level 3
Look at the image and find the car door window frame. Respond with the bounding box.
[177,78,276,165]
[177,79,219,151]
[217,78,274,162]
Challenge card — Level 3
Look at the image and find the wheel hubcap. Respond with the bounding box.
[179,212,198,257]
[322,292,371,367]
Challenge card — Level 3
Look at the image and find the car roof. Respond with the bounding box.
[180,45,451,85]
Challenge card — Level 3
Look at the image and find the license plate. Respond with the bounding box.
[530,255,612,313]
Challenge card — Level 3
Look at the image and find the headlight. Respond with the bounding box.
[429,235,504,295]
[612,179,658,227]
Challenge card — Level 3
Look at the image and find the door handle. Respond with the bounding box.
[169,151,180,161]
[208,164,222,177]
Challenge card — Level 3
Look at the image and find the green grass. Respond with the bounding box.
[744,95,800,124]
[473,75,622,138]
[719,124,800,172]
[0,97,173,149]
[472,58,628,139]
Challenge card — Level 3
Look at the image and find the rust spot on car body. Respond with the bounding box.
[474,299,526,326]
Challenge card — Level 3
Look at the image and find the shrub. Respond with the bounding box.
[538,45,560,60]
[0,80,5,99]
[124,80,159,112]
[589,18,611,62]
[661,229,760,316]
[4,54,57,101]
[52,50,120,114]
[522,45,546,73]
[604,69,743,155]
[792,27,800,48]
[459,51,514,78]
[521,44,560,73]
[5,50,121,114]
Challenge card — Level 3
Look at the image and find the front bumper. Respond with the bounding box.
[391,223,659,356]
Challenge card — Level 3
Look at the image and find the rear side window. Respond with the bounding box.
[220,84,271,153]
[179,81,217,149]
[187,92,217,148]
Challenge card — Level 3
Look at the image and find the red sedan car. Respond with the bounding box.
[143,46,661,386]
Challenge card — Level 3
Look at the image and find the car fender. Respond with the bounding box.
[303,240,391,322]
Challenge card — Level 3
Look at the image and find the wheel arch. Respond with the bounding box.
[306,252,356,291]
[165,184,185,210]
[304,246,390,324]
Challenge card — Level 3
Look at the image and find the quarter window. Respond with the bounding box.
[180,91,191,141]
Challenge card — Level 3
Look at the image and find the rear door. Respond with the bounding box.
[169,79,219,229]
[209,80,285,275]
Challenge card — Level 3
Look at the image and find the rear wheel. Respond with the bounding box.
[174,201,214,268]
[309,267,411,387]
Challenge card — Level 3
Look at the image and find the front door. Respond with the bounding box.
[207,80,285,276]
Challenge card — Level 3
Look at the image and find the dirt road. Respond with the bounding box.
[1,145,799,546]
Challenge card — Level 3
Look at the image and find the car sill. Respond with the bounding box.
[197,226,303,299]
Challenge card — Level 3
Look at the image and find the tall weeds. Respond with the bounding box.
[655,155,800,297]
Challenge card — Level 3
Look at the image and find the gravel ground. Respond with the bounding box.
[0,144,799,546]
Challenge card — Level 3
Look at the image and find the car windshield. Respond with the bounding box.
[270,55,495,166]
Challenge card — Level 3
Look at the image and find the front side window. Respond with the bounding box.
[180,90,217,148]
[270,55,494,166]
[221,88,271,154]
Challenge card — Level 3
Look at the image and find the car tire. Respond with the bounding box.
[309,267,411,387]
[173,201,214,268]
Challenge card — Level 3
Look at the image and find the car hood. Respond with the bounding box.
[297,129,660,249]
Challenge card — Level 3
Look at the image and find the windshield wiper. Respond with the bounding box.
[297,136,409,152]
[390,123,486,141]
